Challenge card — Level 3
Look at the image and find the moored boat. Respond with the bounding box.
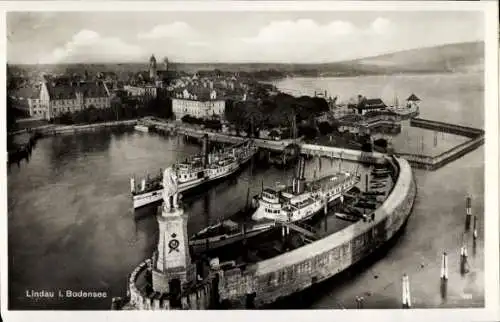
[251,158,359,223]
[188,157,359,252]
[131,137,258,209]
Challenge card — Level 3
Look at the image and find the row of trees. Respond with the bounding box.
[224,93,330,134]
[180,115,222,131]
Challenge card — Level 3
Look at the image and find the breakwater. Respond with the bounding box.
[139,118,484,171]
[143,119,386,165]
[398,134,484,170]
[114,155,416,310]
[410,118,484,138]
[8,119,138,138]
[399,118,484,170]
[116,258,217,310]
[216,156,415,308]
[7,120,138,167]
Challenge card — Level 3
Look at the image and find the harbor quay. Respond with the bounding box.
[140,117,484,171]
[113,154,416,310]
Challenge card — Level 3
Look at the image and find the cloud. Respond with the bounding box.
[243,19,356,45]
[233,17,396,62]
[138,22,197,39]
[40,29,144,64]
[370,17,393,35]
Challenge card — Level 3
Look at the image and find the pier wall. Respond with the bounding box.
[410,118,484,138]
[398,132,484,170]
[144,119,386,165]
[123,258,214,310]
[217,156,416,307]
[9,119,138,138]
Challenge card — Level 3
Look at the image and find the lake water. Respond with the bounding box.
[7,72,484,309]
[272,72,484,157]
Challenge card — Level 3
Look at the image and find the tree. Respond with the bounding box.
[6,96,16,132]
[318,122,334,135]
[374,138,388,149]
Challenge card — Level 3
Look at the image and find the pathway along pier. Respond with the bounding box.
[112,154,416,310]
[398,118,484,170]
[142,118,484,171]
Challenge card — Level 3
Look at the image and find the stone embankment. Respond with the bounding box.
[7,120,138,167]
[399,118,484,170]
[114,155,415,310]
[143,119,387,165]
[216,155,416,308]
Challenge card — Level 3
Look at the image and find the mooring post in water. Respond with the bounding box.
[355,296,364,309]
[402,274,411,309]
[440,252,448,299]
[460,243,469,275]
[473,216,478,240]
[440,251,448,281]
[465,196,472,231]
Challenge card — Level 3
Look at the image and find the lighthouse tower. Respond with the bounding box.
[152,167,196,294]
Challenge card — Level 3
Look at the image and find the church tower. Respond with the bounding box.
[152,168,196,294]
[163,57,169,72]
[149,54,157,80]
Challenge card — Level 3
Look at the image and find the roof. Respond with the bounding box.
[44,77,109,100]
[358,98,387,110]
[406,93,420,101]
[13,86,40,99]
[363,110,398,118]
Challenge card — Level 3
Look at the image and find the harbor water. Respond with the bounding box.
[7,72,484,309]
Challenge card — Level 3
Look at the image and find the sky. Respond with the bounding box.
[7,11,484,64]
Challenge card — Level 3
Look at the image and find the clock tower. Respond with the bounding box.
[152,168,196,294]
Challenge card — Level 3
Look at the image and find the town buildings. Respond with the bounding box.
[37,76,111,120]
[354,97,387,115]
[172,87,225,120]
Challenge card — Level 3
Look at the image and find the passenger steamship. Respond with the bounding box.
[131,137,258,209]
[189,157,358,252]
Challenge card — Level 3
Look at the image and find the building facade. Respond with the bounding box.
[39,78,111,120]
[27,98,43,117]
[172,98,225,120]
[123,85,157,99]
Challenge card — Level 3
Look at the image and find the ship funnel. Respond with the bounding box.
[300,157,306,179]
[295,158,302,179]
[130,177,135,193]
[141,178,146,192]
[202,134,209,167]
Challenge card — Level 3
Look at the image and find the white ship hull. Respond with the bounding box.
[132,162,240,209]
[133,189,163,209]
[252,190,344,223]
[134,125,149,133]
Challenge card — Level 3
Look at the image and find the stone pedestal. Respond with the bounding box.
[152,203,196,294]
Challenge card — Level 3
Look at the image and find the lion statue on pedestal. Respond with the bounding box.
[162,167,179,210]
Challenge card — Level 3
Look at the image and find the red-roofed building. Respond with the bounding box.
[39,76,111,120]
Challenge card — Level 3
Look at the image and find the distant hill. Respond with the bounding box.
[347,41,484,74]
[8,41,484,81]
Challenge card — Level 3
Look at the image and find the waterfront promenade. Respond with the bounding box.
[142,118,484,171]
